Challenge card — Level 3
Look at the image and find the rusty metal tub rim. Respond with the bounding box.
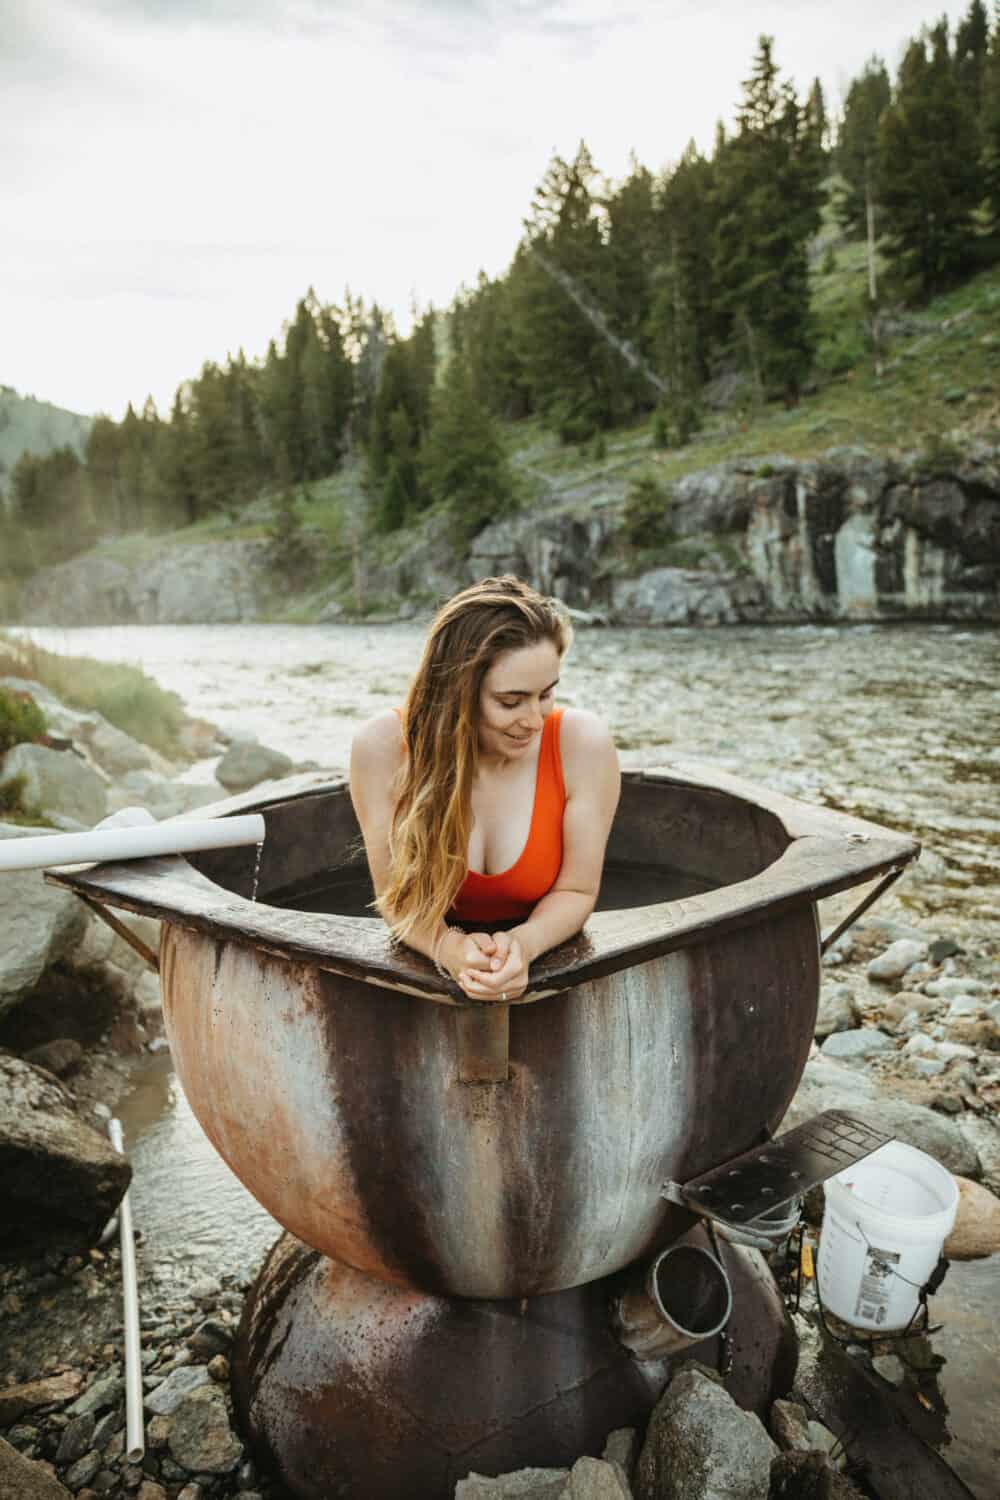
[45,760,919,1007]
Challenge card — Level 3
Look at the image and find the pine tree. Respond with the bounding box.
[835,58,891,237]
[983,4,1000,235]
[420,353,514,538]
[879,23,983,297]
[806,77,830,154]
[955,0,991,114]
[712,37,826,402]
[649,142,718,403]
[513,143,627,439]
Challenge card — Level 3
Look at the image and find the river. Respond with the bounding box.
[15,619,1000,1496]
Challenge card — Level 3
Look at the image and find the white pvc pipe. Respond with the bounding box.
[108,1119,145,1465]
[0,813,266,873]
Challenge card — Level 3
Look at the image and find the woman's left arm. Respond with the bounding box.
[456,710,620,999]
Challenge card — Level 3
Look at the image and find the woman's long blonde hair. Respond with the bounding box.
[378,576,572,943]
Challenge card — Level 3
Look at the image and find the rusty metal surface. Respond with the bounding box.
[231,1229,796,1500]
[159,898,819,1297]
[47,767,919,1003]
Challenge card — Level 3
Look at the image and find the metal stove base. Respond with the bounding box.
[231,1226,798,1500]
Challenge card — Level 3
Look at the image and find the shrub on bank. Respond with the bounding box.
[0,635,185,758]
[0,686,46,755]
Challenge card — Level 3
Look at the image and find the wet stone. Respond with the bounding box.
[137,1482,169,1500]
[0,1370,84,1424]
[871,1354,906,1386]
[55,1410,95,1463]
[91,1470,118,1493]
[68,1374,124,1419]
[146,1414,172,1451]
[64,1449,103,1488]
[820,1028,894,1062]
[187,1319,233,1359]
[206,1354,229,1383]
[144,1364,212,1416]
[167,1387,242,1474]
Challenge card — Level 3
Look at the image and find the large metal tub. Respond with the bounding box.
[51,764,917,1299]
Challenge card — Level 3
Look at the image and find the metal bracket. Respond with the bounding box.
[663,1110,895,1230]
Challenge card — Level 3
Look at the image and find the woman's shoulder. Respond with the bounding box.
[350,709,405,774]
[556,708,618,775]
[557,706,615,752]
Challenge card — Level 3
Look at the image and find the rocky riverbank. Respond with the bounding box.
[1,657,998,1499]
[15,441,1000,628]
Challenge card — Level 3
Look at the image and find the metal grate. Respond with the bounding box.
[672,1110,895,1227]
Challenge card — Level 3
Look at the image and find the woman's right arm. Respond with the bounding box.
[349,713,495,984]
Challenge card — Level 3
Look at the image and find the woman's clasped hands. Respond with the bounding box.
[439,928,531,1001]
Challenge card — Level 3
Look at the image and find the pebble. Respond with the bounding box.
[924,977,990,998]
[144,1365,213,1417]
[820,1028,895,1061]
[64,1449,103,1487]
[68,1374,125,1419]
[871,1354,906,1386]
[55,1410,95,1463]
[867,940,928,982]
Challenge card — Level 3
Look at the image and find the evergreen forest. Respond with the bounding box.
[3,7,1000,586]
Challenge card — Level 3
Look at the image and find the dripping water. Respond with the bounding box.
[250,841,264,903]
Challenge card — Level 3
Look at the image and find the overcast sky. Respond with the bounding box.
[2,0,964,420]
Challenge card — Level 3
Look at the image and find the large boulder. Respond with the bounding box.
[215,739,293,792]
[782,1057,980,1177]
[0,1053,131,1253]
[0,1438,71,1499]
[1,743,106,825]
[609,568,766,626]
[634,1365,777,1500]
[0,825,89,1020]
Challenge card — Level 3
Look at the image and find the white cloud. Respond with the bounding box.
[0,0,968,417]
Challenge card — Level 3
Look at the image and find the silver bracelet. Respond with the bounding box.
[432,925,454,982]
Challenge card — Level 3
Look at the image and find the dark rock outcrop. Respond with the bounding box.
[0,1054,131,1254]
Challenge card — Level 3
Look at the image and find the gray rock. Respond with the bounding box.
[560,1457,632,1499]
[634,1365,778,1500]
[610,568,766,627]
[867,939,928,982]
[215,741,293,792]
[601,1430,638,1482]
[63,1450,102,1488]
[78,717,156,777]
[769,1450,863,1498]
[770,1398,812,1452]
[957,1116,1000,1196]
[68,1374,125,1419]
[0,1436,73,1498]
[820,1028,894,1062]
[781,1058,979,1176]
[0,825,89,1018]
[872,1354,906,1386]
[22,1038,84,1078]
[0,1056,131,1254]
[815,985,858,1040]
[923,977,989,998]
[1,742,106,824]
[144,1366,213,1417]
[54,1412,95,1464]
[456,1474,570,1500]
[167,1386,242,1474]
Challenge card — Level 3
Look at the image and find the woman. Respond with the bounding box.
[350,576,620,1000]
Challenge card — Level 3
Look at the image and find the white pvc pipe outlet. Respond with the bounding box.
[0,813,266,873]
[108,1118,145,1465]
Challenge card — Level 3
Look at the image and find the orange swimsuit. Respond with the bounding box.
[452,707,566,925]
[394,706,567,925]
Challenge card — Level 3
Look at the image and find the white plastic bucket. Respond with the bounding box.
[817,1140,958,1332]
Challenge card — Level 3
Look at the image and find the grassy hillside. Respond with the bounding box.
[0,386,92,498]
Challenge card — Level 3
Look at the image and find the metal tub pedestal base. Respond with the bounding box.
[231,1226,798,1500]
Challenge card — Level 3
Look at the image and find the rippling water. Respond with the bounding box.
[15,620,1000,1496]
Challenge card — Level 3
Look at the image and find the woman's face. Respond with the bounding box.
[477,639,561,761]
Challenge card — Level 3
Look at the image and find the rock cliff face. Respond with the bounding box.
[20,540,272,626]
[15,443,1000,625]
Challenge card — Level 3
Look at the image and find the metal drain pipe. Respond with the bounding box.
[612,1243,733,1361]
